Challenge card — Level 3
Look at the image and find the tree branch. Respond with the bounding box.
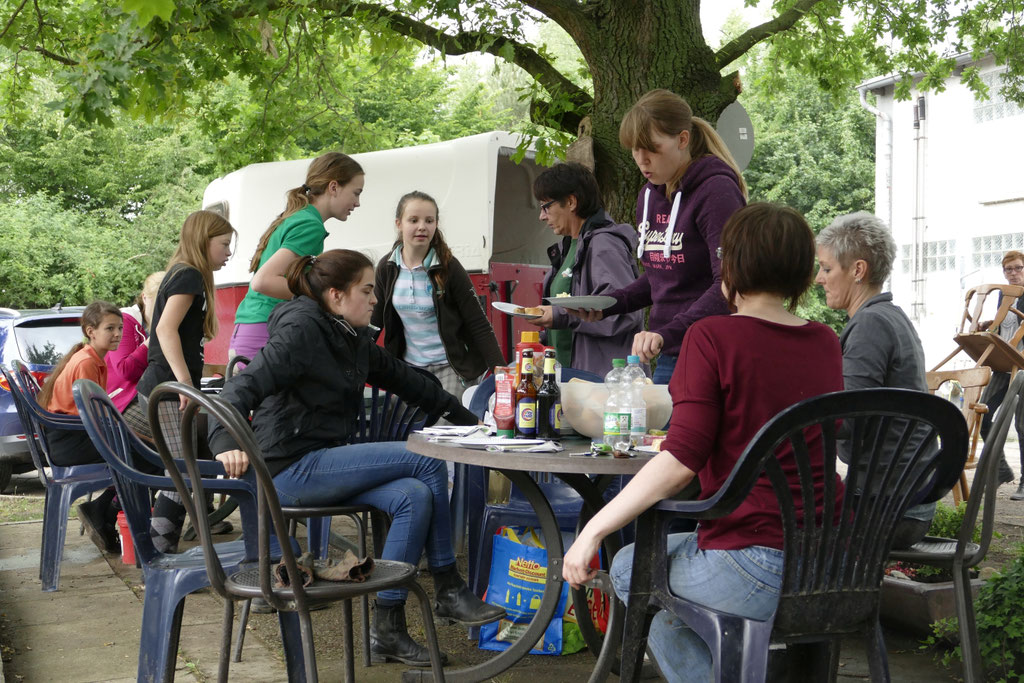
[0,0,30,42]
[27,44,75,65]
[322,1,592,111]
[715,0,825,69]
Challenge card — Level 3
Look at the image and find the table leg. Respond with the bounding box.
[402,468,565,683]
[558,473,624,682]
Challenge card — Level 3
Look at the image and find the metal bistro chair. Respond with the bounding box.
[72,379,267,683]
[165,383,445,683]
[891,370,1024,683]
[1,362,112,592]
[228,356,439,668]
[620,388,969,683]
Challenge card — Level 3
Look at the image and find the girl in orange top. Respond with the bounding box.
[37,300,123,553]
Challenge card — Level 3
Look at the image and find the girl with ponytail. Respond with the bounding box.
[574,89,747,384]
[39,300,124,554]
[371,191,504,405]
[209,249,504,667]
[230,152,364,360]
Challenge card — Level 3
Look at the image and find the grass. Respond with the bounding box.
[0,495,48,523]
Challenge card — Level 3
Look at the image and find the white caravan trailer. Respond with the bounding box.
[201,131,555,366]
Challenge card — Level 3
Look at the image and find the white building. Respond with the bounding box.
[858,55,1024,368]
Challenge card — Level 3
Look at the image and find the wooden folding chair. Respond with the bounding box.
[932,283,1024,374]
[926,367,992,504]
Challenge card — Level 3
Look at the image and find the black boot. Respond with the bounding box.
[432,565,505,626]
[1011,481,1024,501]
[77,489,120,554]
[370,601,448,667]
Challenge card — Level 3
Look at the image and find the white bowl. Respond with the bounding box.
[559,381,672,440]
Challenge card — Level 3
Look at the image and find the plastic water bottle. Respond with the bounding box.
[603,359,630,451]
[625,355,647,447]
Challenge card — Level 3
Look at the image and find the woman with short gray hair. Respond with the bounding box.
[816,211,933,548]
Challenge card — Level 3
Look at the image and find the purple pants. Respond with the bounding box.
[229,322,270,364]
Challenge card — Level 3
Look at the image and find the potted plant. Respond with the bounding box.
[879,502,984,635]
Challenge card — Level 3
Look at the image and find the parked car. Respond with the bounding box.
[0,306,85,491]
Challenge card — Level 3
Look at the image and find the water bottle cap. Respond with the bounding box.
[627,355,640,364]
[612,359,626,368]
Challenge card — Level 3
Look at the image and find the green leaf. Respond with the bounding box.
[122,0,175,27]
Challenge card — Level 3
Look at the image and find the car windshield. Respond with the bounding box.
[13,317,83,367]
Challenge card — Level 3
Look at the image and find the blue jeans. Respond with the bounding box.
[273,442,455,603]
[611,532,784,683]
[651,354,678,385]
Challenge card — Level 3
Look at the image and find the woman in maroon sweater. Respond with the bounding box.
[562,203,844,681]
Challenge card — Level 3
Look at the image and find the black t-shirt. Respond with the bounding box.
[138,263,207,397]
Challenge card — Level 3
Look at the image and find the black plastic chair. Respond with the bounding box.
[619,388,969,683]
[157,382,445,683]
[890,370,1024,683]
[71,378,266,682]
[1,362,112,592]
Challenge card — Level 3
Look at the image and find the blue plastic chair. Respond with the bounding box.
[71,378,289,683]
[1,362,112,592]
[463,368,611,599]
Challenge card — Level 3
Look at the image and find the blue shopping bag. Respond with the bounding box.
[478,526,601,655]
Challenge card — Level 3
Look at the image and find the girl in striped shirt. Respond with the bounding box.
[372,191,504,405]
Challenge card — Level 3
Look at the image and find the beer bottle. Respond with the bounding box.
[537,349,562,439]
[515,349,538,438]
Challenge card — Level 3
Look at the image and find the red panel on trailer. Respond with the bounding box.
[207,284,248,370]
[486,263,551,364]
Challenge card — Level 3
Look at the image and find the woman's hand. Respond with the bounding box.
[632,331,664,363]
[563,531,602,589]
[216,450,249,478]
[563,307,603,323]
[526,305,553,328]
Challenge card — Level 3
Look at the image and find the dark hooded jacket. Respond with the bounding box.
[208,295,475,475]
[541,210,643,376]
[603,155,745,356]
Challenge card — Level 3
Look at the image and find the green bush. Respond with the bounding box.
[928,501,981,543]
[927,544,1024,681]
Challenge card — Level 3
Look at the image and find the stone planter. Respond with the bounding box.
[880,575,985,635]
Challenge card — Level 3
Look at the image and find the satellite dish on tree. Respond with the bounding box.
[715,101,754,171]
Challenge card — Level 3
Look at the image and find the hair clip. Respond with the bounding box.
[309,254,318,265]
[301,183,311,193]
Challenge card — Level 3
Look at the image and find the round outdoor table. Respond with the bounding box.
[403,433,653,683]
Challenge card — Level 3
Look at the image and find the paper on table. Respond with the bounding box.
[485,440,563,453]
[417,425,489,438]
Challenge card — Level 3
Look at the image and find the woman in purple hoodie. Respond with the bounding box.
[575,89,747,383]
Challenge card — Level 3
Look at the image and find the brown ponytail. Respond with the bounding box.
[286,249,373,312]
[250,152,364,272]
[38,301,122,409]
[619,89,748,199]
[393,191,453,291]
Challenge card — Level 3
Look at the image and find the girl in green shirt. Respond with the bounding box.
[230,152,365,360]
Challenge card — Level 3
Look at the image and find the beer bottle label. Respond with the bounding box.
[543,356,557,375]
[551,402,562,430]
[517,398,537,432]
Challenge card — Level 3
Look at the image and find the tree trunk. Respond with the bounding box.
[561,0,739,223]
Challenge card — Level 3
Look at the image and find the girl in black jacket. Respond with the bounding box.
[209,249,503,666]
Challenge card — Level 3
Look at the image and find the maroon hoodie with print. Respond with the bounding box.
[603,155,746,356]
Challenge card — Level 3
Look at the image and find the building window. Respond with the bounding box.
[973,233,1024,269]
[901,240,957,274]
[974,71,1023,123]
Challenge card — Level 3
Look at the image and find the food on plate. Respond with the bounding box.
[554,292,571,298]
[514,306,543,316]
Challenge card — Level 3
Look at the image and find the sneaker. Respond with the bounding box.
[1011,482,1024,501]
[77,501,120,554]
[999,469,1015,486]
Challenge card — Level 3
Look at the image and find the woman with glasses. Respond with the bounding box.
[815,211,937,546]
[526,162,643,375]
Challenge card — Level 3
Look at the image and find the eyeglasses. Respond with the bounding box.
[1004,265,1024,274]
[540,199,557,215]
